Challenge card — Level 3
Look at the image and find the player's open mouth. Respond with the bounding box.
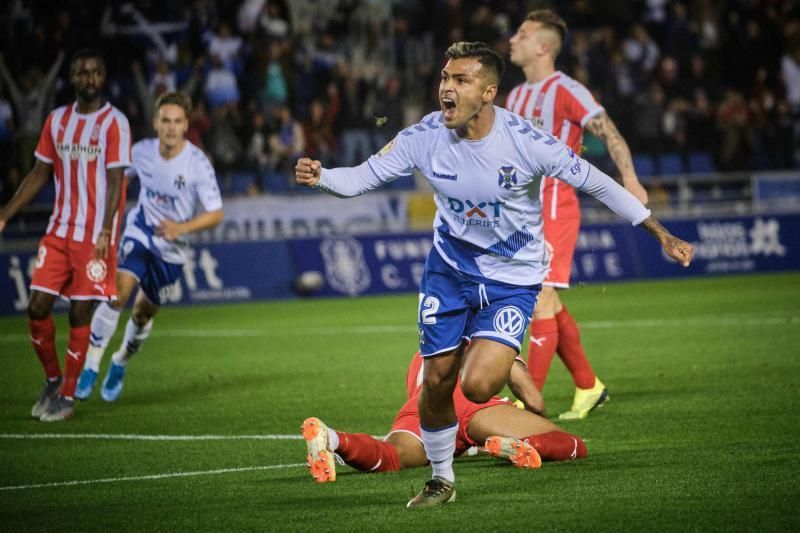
[442,97,456,120]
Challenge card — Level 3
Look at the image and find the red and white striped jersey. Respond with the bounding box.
[505,71,604,220]
[34,102,131,244]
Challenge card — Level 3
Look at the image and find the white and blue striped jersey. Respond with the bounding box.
[318,106,650,286]
[123,139,222,264]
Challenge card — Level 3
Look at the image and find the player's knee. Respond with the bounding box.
[68,303,93,327]
[131,309,152,328]
[421,372,457,399]
[460,378,495,404]
[421,372,447,391]
[27,301,50,321]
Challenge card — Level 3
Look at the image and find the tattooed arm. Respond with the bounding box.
[585,112,649,205]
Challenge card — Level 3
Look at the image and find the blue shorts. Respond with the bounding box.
[117,237,183,306]
[418,249,540,356]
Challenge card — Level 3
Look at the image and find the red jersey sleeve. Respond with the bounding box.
[105,112,132,169]
[558,81,604,127]
[34,112,57,163]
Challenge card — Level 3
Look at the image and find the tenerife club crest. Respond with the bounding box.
[320,237,371,296]
[174,175,186,189]
[498,165,517,190]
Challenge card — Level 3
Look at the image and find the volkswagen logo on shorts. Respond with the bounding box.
[86,259,108,282]
[493,306,525,337]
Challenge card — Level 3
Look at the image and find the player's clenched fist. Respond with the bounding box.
[664,237,694,268]
[296,158,322,187]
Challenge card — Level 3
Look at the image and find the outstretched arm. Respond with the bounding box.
[0,159,53,233]
[41,51,65,93]
[0,53,23,116]
[295,158,385,198]
[639,216,693,267]
[585,112,648,205]
[508,359,546,417]
[577,165,693,267]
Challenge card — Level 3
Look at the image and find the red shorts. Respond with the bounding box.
[30,233,118,301]
[388,388,511,456]
[543,216,580,288]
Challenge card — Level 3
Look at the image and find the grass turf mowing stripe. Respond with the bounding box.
[0,312,797,342]
[0,433,303,441]
[0,463,306,491]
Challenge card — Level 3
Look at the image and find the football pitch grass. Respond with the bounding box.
[1,272,798,531]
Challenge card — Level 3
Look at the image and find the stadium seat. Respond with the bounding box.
[262,172,291,193]
[229,172,257,195]
[632,154,656,181]
[657,153,685,175]
[687,151,715,174]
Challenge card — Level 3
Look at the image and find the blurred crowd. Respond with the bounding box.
[0,0,799,201]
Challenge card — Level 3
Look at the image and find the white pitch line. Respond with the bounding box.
[0,463,306,492]
[0,314,796,342]
[0,433,302,441]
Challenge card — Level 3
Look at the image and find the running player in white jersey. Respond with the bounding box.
[296,42,693,508]
[507,9,650,420]
[0,49,131,422]
[75,91,223,403]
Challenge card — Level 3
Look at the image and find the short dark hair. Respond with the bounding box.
[444,41,505,83]
[525,9,567,47]
[70,48,106,70]
[155,91,192,116]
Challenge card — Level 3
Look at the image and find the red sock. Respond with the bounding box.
[523,431,587,461]
[29,317,61,379]
[335,432,401,473]
[61,325,90,399]
[527,317,559,390]
[555,306,596,389]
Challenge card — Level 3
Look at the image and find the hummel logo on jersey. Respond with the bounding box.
[498,165,517,190]
[174,175,186,189]
[31,337,43,346]
[67,349,81,360]
[432,170,457,181]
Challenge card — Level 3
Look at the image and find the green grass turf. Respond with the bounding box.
[1,272,798,532]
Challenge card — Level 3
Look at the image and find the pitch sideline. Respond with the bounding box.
[0,313,797,342]
[0,432,304,441]
[0,463,306,492]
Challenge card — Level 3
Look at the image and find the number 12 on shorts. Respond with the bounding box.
[419,293,440,325]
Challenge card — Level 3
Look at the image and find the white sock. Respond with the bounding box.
[112,318,153,367]
[85,302,121,372]
[327,428,339,451]
[420,422,458,483]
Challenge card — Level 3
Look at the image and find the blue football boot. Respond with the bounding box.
[75,368,98,400]
[101,360,127,402]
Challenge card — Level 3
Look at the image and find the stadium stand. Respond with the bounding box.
[0,0,798,233]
